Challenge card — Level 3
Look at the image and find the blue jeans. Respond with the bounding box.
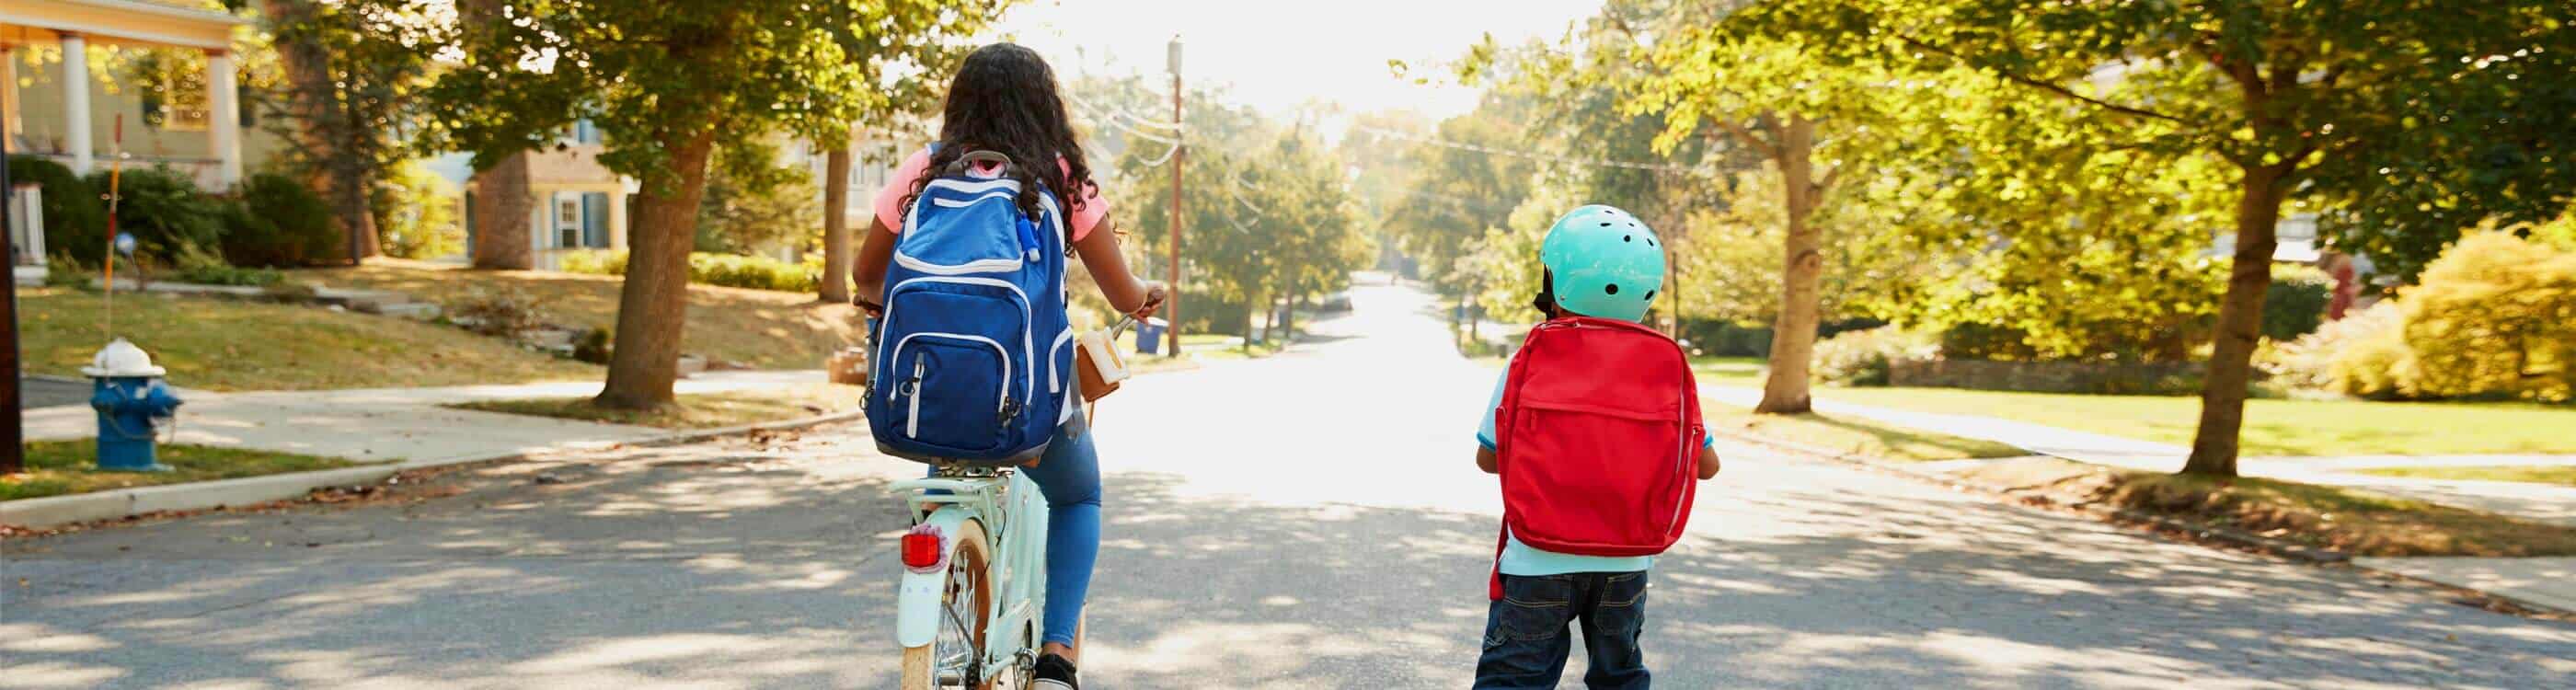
[1475,571,1651,690]
[927,411,1100,648]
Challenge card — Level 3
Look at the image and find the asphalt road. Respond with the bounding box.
[5,279,2572,688]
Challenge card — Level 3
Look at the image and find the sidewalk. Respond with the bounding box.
[1699,385,2576,526]
[20,370,827,464]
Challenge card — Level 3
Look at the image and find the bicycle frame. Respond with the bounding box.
[891,466,1051,682]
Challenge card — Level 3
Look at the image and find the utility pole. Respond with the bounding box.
[2,110,21,476]
[1165,35,1185,357]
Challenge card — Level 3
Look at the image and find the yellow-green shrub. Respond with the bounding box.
[2400,232,2576,401]
[555,249,815,293]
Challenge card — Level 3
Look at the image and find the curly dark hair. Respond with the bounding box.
[899,43,1098,250]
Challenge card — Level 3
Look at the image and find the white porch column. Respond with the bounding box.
[205,50,242,187]
[61,32,94,173]
[606,190,628,248]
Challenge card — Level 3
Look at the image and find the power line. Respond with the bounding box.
[1064,91,1184,132]
[1349,123,1708,174]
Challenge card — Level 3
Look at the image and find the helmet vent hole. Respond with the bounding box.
[1623,235,1632,242]
[1600,222,1613,227]
[1604,283,1620,295]
[1645,290,1656,301]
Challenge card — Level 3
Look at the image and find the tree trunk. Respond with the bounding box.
[1756,116,1824,415]
[819,141,853,304]
[596,131,718,409]
[263,0,379,262]
[2184,164,2287,476]
[328,160,379,264]
[1241,297,1257,351]
[1282,294,1298,341]
[468,152,534,270]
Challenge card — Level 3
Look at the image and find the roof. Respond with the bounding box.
[0,0,248,51]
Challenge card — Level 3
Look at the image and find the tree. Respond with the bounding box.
[695,142,821,255]
[256,0,440,263]
[1758,0,2576,475]
[1492,0,1935,414]
[820,137,854,304]
[432,0,1011,409]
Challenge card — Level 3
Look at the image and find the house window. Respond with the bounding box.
[557,197,582,247]
[132,50,211,132]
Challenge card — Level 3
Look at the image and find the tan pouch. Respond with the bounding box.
[1075,317,1135,403]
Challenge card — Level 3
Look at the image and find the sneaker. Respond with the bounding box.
[1032,652,1078,690]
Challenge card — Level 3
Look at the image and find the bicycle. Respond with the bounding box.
[888,315,1132,689]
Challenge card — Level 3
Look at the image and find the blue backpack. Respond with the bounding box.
[868,149,1075,466]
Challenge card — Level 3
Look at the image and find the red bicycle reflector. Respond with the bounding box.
[902,526,944,569]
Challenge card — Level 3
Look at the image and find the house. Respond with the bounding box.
[458,121,637,270]
[3,0,273,275]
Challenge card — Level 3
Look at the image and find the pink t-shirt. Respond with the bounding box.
[871,148,1109,242]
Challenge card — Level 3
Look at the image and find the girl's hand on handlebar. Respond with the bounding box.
[1130,282,1168,319]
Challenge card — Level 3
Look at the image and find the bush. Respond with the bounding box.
[2264,266,2333,342]
[571,327,613,364]
[1812,326,1936,386]
[82,166,223,263]
[556,249,816,293]
[223,173,343,267]
[9,155,108,265]
[374,161,463,259]
[558,248,628,276]
[2266,301,2415,397]
[2402,232,2576,401]
[169,241,282,286]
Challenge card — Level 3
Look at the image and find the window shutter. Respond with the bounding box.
[582,192,608,247]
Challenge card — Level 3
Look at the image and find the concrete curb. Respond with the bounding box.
[1717,429,2576,617]
[2,408,869,530]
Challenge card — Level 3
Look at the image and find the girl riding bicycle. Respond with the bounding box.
[854,42,1165,690]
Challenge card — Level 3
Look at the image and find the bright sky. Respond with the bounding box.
[993,0,1603,121]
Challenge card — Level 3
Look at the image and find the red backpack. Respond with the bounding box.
[1491,316,1704,596]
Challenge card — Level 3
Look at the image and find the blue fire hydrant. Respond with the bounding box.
[85,338,182,472]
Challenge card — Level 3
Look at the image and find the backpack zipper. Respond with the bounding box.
[906,356,925,439]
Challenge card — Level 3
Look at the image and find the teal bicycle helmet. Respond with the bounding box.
[1538,204,1665,322]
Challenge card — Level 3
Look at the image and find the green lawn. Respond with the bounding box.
[21,287,599,391]
[1179,332,1289,362]
[1692,356,1765,385]
[2352,466,2576,487]
[2,440,363,501]
[1702,397,2028,462]
[1815,386,2576,457]
[450,383,868,430]
[1953,458,2576,557]
[302,259,865,371]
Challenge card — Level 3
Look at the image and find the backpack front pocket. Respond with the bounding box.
[887,333,1013,452]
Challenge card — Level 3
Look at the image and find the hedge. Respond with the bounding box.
[558,249,820,293]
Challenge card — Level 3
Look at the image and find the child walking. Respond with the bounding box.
[1474,204,1723,689]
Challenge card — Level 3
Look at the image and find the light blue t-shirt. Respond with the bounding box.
[1478,372,1710,576]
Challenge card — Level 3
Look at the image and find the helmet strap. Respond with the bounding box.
[1531,269,1559,318]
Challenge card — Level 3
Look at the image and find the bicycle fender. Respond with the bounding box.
[896,508,979,649]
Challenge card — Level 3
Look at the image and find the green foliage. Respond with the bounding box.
[2264,266,2334,343]
[170,240,282,287]
[572,327,614,365]
[374,160,462,259]
[558,249,818,293]
[1812,326,1934,386]
[1115,99,1366,338]
[7,156,107,264]
[695,143,822,255]
[2267,301,2411,398]
[223,172,341,267]
[85,166,224,264]
[2402,233,2576,402]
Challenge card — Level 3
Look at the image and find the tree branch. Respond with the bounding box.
[1712,117,1780,160]
[1898,35,2191,124]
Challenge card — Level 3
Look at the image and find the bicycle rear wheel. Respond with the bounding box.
[902,519,992,689]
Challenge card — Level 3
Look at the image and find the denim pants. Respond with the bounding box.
[926,409,1100,648]
[1474,571,1650,690]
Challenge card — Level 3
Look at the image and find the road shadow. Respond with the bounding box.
[6,431,2572,688]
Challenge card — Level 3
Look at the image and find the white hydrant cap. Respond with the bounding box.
[82,338,167,377]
